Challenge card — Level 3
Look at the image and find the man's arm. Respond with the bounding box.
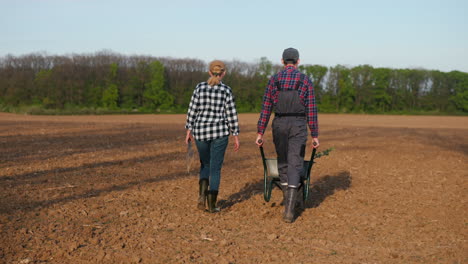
[257,77,275,135]
[256,77,276,146]
[304,76,319,148]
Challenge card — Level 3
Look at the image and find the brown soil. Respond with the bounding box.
[0,113,467,264]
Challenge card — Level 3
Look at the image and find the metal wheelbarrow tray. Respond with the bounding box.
[259,145,333,202]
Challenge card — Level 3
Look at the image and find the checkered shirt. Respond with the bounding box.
[257,66,319,138]
[185,81,240,141]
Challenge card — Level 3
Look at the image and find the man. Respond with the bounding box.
[256,47,319,223]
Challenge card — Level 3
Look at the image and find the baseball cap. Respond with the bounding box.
[282,48,299,61]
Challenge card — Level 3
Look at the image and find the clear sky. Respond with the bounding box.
[1,0,467,72]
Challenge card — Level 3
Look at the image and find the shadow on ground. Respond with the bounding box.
[306,170,352,208]
[218,180,264,210]
[0,165,190,215]
[218,170,352,213]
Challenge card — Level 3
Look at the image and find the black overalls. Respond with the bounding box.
[272,75,308,188]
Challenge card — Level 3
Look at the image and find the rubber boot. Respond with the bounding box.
[280,184,288,206]
[198,179,209,210]
[206,190,220,213]
[283,187,297,223]
[296,188,305,210]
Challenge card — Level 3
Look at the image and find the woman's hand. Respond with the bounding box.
[185,130,193,144]
[233,135,240,152]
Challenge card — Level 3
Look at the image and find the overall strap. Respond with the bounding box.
[273,72,307,117]
[295,73,305,90]
[274,74,281,91]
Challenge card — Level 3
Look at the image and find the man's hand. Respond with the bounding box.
[312,137,319,149]
[255,134,264,147]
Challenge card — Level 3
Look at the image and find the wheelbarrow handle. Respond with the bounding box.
[307,147,317,171]
[259,145,266,160]
[257,139,266,158]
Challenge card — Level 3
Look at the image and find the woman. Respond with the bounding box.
[185,60,240,213]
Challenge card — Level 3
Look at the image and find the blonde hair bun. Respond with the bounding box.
[208,60,226,86]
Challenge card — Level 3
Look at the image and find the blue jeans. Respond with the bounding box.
[195,136,229,191]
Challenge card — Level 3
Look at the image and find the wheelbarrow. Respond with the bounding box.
[259,143,333,202]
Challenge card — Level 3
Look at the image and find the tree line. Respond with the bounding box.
[0,51,466,114]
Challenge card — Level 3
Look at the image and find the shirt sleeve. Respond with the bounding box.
[185,87,199,130]
[257,76,275,135]
[304,77,319,137]
[225,90,240,136]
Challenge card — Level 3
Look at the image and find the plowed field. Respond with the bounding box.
[0,113,467,264]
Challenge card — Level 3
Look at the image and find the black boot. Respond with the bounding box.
[283,187,297,223]
[206,190,220,213]
[198,179,209,210]
[280,184,288,206]
[296,188,305,210]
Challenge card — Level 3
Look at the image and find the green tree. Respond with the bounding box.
[143,61,174,111]
[101,63,120,109]
[373,68,392,112]
[102,84,119,109]
[450,89,468,112]
[34,69,54,108]
[349,65,373,112]
[448,71,468,112]
[390,69,411,111]
[85,85,102,107]
[258,57,273,77]
[327,65,354,112]
[300,64,328,103]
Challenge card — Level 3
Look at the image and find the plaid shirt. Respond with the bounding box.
[185,81,240,141]
[257,66,319,137]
